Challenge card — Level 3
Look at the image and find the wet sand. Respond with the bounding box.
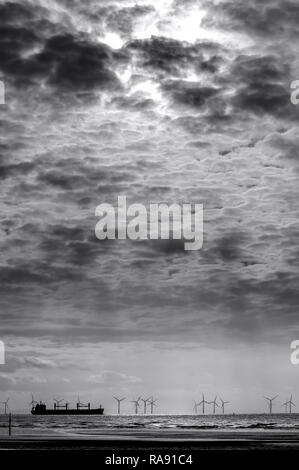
[0,429,299,450]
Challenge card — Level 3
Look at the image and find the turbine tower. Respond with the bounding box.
[287,395,296,414]
[198,393,209,415]
[282,399,289,414]
[210,395,219,415]
[264,395,278,414]
[219,397,230,414]
[148,397,158,415]
[1,398,9,415]
[141,397,151,414]
[113,396,126,415]
[131,397,141,415]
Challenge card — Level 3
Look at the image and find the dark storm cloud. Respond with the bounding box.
[34,156,123,191]
[1,150,136,209]
[138,238,187,256]
[211,233,246,262]
[0,262,83,286]
[0,161,35,179]
[37,169,87,190]
[127,37,222,75]
[168,51,295,122]
[0,2,61,83]
[0,1,71,33]
[39,230,113,266]
[230,55,295,118]
[0,0,299,359]
[124,36,294,123]
[36,34,121,91]
[0,2,122,91]
[19,221,107,263]
[162,80,219,108]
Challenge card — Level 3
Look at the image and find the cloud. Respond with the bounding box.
[162,80,219,108]
[23,357,57,369]
[0,161,35,179]
[127,36,223,76]
[0,3,121,91]
[106,4,155,37]
[87,370,142,386]
[203,0,299,39]
[37,34,120,91]
[230,55,295,118]
[265,130,299,163]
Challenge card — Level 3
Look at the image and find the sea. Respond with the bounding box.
[1,414,299,439]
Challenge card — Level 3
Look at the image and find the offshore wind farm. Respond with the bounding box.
[1,392,299,450]
[1,392,298,416]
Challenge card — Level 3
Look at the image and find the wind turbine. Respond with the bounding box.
[193,400,200,414]
[148,397,158,415]
[113,396,126,415]
[141,397,151,414]
[77,395,84,409]
[131,397,141,415]
[76,396,89,410]
[210,395,219,415]
[282,399,289,414]
[54,398,65,410]
[264,395,278,414]
[288,395,296,414]
[219,397,230,414]
[198,393,209,415]
[29,394,38,409]
[1,398,9,415]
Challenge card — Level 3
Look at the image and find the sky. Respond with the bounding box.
[0,0,299,414]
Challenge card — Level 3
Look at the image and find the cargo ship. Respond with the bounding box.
[31,399,104,415]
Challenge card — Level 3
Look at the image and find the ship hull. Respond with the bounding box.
[31,408,104,415]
